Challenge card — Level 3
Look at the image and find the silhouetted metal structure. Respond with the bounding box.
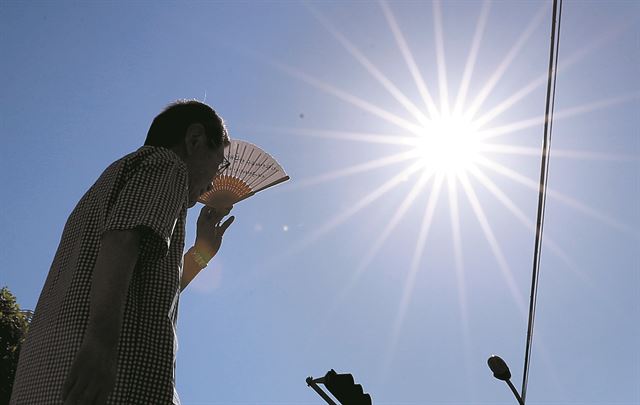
[307,369,372,405]
[488,356,524,405]
[488,0,563,403]
[20,310,34,323]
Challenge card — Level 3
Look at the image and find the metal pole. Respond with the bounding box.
[506,379,525,405]
[521,0,563,402]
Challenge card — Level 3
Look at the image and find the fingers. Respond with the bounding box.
[214,206,233,217]
[219,216,235,234]
[200,205,232,215]
[62,368,94,405]
[207,206,233,223]
[62,367,79,402]
[62,374,109,405]
[62,354,112,404]
[85,379,108,405]
[62,380,87,405]
[199,205,209,217]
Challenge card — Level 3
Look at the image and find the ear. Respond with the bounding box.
[184,123,207,156]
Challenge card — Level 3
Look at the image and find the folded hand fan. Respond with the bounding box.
[198,140,290,209]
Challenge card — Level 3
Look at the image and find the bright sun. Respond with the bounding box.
[416,113,483,176]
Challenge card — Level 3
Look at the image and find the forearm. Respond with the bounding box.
[62,229,141,404]
[182,206,234,291]
[181,246,208,291]
[86,230,141,348]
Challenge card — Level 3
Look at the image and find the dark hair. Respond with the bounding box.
[144,99,230,148]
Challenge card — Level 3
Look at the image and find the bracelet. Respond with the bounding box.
[191,248,210,268]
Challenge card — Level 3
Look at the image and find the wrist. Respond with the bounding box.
[189,246,211,268]
[194,239,216,257]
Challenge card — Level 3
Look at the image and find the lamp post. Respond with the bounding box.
[487,355,524,405]
[487,0,562,402]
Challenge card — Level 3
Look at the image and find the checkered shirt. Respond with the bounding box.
[11,146,189,404]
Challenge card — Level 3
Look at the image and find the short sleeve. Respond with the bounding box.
[103,156,187,259]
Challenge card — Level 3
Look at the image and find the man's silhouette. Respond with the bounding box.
[11,100,234,404]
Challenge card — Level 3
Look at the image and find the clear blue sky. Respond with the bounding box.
[1,1,638,404]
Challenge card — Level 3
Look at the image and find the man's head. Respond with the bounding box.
[146,100,231,207]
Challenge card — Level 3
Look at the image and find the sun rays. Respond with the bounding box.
[240,0,638,375]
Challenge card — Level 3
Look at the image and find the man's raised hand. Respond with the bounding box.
[195,205,235,260]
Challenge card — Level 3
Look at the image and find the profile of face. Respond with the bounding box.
[181,123,226,207]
